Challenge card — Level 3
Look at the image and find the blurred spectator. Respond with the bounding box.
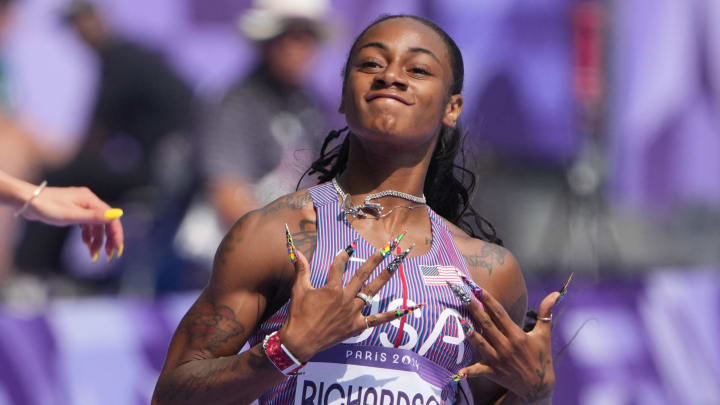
[13,1,197,279]
[200,0,329,229]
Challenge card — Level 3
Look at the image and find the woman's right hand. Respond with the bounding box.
[279,245,407,363]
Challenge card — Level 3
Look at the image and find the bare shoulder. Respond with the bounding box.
[441,218,527,326]
[209,189,317,294]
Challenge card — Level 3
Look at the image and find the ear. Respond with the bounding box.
[441,94,463,127]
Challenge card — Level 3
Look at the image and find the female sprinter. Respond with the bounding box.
[153,15,561,405]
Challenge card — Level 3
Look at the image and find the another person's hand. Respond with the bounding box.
[22,186,124,261]
[458,286,560,404]
[279,241,416,363]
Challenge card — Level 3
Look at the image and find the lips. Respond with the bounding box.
[365,93,413,105]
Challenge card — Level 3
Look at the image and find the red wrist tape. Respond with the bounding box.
[263,331,305,376]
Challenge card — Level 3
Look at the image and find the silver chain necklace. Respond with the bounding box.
[332,177,426,219]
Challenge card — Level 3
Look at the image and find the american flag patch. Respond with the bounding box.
[420,265,462,286]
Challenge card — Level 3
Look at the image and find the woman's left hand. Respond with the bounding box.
[459,289,560,404]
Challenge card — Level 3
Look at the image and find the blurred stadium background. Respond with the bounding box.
[0,0,719,404]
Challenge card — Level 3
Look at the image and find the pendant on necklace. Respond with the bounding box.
[341,194,384,219]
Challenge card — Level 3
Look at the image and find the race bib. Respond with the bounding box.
[294,344,454,405]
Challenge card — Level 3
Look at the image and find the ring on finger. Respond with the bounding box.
[356,292,373,307]
[538,314,552,322]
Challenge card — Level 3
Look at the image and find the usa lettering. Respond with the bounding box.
[344,299,466,365]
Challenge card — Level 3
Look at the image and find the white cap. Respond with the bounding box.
[238,0,330,41]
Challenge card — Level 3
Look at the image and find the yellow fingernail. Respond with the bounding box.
[118,244,124,258]
[104,208,124,220]
[107,249,115,262]
[92,251,99,263]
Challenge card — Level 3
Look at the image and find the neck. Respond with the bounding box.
[339,132,436,198]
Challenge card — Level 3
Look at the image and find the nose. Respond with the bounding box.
[372,63,408,90]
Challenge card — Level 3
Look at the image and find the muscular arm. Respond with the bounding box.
[152,192,316,405]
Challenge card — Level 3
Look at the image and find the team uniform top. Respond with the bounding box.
[248,182,477,405]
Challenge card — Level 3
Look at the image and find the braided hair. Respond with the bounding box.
[300,15,502,245]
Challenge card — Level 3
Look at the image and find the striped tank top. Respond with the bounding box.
[249,182,476,404]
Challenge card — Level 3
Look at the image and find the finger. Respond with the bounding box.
[291,249,313,296]
[89,224,104,262]
[363,305,423,328]
[351,244,414,312]
[465,297,508,350]
[104,219,123,259]
[73,189,118,225]
[477,288,522,336]
[81,224,93,256]
[346,248,386,293]
[327,239,356,287]
[532,291,561,338]
[461,319,499,363]
[457,362,494,378]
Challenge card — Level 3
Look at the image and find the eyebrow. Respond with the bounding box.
[358,42,441,63]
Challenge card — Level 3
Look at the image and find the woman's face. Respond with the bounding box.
[341,18,463,148]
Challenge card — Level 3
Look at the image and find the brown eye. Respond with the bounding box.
[358,61,382,71]
[408,66,431,76]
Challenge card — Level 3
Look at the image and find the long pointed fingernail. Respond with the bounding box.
[285,224,296,263]
[381,230,407,257]
[450,372,466,382]
[387,243,414,273]
[447,281,472,305]
[91,251,99,263]
[118,244,124,258]
[344,237,359,257]
[460,319,474,336]
[394,302,426,317]
[104,208,124,220]
[107,249,115,262]
[460,274,483,300]
[557,272,574,303]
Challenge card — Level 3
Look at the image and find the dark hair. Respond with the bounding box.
[302,14,501,245]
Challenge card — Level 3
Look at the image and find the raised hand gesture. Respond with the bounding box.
[451,275,572,404]
[279,233,417,363]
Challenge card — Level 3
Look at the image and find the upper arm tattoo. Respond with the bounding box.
[259,192,312,216]
[214,215,250,267]
[462,243,506,276]
[293,218,317,259]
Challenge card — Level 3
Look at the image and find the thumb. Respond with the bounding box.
[533,291,561,336]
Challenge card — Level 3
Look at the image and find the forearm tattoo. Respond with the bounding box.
[180,300,246,357]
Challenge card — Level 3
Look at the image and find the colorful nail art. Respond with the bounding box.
[344,237,359,257]
[380,231,407,257]
[107,249,115,262]
[387,243,415,273]
[285,224,296,263]
[557,272,574,303]
[450,372,466,382]
[460,274,483,300]
[118,244,124,258]
[394,303,425,317]
[447,281,472,305]
[91,251,99,263]
[460,319,474,336]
